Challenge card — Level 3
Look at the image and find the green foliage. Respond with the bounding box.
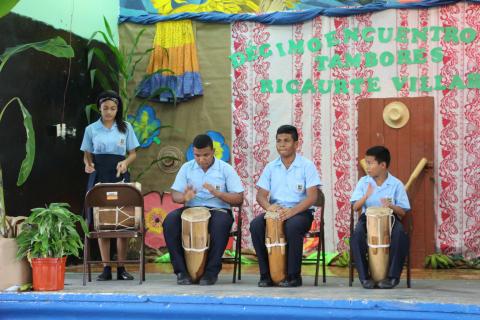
[0,0,20,19]
[0,37,74,186]
[425,253,456,269]
[333,237,350,267]
[0,98,35,186]
[16,203,88,259]
[0,36,74,72]
[86,17,175,120]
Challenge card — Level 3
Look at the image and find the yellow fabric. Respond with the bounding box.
[151,0,259,15]
[152,20,194,48]
[147,21,200,74]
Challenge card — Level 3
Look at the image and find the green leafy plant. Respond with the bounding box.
[16,203,88,259]
[0,36,74,187]
[85,17,176,122]
[0,13,74,236]
[424,253,456,269]
[333,237,350,267]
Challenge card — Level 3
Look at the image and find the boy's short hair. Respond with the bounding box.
[193,134,213,149]
[276,125,298,141]
[366,146,391,168]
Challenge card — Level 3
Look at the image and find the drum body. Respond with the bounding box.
[181,207,211,282]
[265,211,286,284]
[92,182,142,231]
[366,207,394,282]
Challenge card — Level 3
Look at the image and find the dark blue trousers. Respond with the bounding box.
[351,214,409,281]
[163,208,233,277]
[250,210,313,278]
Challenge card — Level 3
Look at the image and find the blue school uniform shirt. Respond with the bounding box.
[171,158,244,209]
[80,119,139,155]
[350,173,411,214]
[257,154,321,208]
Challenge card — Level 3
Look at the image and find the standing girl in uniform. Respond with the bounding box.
[81,90,140,281]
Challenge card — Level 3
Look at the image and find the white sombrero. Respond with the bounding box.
[383,101,410,129]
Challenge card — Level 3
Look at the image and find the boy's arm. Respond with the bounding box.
[352,183,374,212]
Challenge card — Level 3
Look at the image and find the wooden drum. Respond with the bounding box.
[92,182,142,231]
[366,206,394,282]
[181,207,211,282]
[264,211,287,284]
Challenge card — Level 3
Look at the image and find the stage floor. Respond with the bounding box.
[2,264,479,320]
[61,263,480,305]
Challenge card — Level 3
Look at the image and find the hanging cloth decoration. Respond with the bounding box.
[136,20,203,103]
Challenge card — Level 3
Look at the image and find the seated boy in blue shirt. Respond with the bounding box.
[350,146,410,289]
[250,125,321,287]
[163,134,244,286]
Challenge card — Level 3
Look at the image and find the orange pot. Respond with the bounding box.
[31,257,66,291]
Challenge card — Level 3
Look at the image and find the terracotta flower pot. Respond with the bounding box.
[31,257,66,291]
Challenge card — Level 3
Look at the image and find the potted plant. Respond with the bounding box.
[16,203,88,291]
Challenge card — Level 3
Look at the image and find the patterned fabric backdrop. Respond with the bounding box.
[231,2,480,258]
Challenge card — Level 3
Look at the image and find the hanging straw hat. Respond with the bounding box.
[157,146,184,174]
[383,101,410,129]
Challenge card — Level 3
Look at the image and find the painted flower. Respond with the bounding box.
[127,105,161,148]
[143,191,182,249]
[145,208,167,235]
[186,130,230,162]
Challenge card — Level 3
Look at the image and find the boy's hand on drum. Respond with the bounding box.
[279,208,295,221]
[267,204,281,212]
[381,198,393,208]
[203,183,217,196]
[184,185,196,202]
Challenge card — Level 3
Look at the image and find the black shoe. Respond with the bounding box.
[278,275,302,287]
[360,279,375,289]
[378,277,399,289]
[97,266,112,281]
[258,274,273,287]
[176,272,193,285]
[199,274,218,286]
[117,267,134,280]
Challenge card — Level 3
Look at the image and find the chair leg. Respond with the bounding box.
[348,241,353,287]
[407,251,411,288]
[83,235,87,286]
[322,229,326,284]
[139,236,144,285]
[314,236,321,286]
[232,234,238,283]
[87,236,92,282]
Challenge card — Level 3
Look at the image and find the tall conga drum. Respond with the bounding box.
[264,211,287,284]
[181,207,211,282]
[366,207,394,282]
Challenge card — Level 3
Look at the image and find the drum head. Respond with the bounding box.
[181,207,211,222]
[366,206,393,216]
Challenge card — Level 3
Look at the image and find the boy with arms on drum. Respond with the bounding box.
[250,125,321,287]
[163,134,244,285]
[350,146,410,289]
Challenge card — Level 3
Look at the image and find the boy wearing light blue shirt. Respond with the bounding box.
[163,134,244,286]
[250,125,321,287]
[350,146,410,289]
